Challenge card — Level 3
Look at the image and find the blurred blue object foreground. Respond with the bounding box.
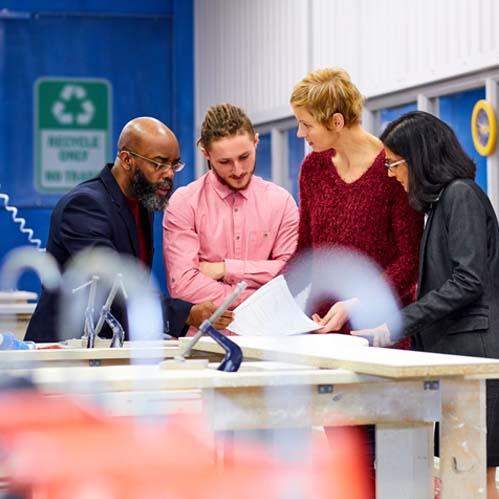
[0,332,35,350]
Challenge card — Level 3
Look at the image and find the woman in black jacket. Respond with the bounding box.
[352,111,499,497]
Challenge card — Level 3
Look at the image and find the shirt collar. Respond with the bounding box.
[207,170,251,200]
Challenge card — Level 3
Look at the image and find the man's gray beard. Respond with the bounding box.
[138,191,171,211]
[131,169,172,211]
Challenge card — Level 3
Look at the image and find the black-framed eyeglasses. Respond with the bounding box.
[123,150,185,173]
[384,158,406,171]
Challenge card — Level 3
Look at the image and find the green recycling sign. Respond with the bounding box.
[35,78,112,192]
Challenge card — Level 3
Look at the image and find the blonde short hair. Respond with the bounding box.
[290,68,363,127]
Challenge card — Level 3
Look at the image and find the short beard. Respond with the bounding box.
[210,163,255,191]
[131,168,173,211]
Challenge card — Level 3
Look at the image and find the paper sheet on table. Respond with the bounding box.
[227,275,321,336]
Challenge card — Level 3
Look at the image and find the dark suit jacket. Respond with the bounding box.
[397,179,499,358]
[26,164,192,343]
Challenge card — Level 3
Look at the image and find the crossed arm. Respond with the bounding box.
[163,192,298,307]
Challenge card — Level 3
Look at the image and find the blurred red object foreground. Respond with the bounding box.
[0,391,371,498]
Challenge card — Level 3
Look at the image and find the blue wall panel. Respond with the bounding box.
[171,0,195,189]
[438,87,487,191]
[1,1,173,15]
[379,102,418,132]
[256,132,272,181]
[0,0,194,296]
[1,15,174,207]
[0,207,51,292]
[287,127,303,201]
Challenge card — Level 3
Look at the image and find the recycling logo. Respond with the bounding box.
[35,78,111,192]
[51,84,96,126]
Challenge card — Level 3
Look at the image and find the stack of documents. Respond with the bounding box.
[227,275,322,336]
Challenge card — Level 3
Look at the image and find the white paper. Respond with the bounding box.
[227,275,321,336]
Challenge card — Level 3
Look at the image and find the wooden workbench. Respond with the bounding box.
[0,339,181,367]
[2,333,499,499]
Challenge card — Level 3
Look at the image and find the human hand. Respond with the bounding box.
[351,323,394,347]
[311,299,358,333]
[199,261,225,281]
[186,301,234,330]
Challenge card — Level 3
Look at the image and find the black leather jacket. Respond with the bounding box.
[399,179,499,357]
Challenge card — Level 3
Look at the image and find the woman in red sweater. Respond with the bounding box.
[289,68,423,340]
[289,68,423,498]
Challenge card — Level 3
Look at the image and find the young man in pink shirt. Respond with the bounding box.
[163,103,299,310]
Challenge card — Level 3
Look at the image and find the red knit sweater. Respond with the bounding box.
[294,148,423,348]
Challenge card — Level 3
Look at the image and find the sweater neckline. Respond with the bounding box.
[324,148,385,186]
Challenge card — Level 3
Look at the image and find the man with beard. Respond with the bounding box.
[163,104,299,312]
[26,117,232,343]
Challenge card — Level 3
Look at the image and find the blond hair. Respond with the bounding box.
[198,103,255,150]
[290,68,363,127]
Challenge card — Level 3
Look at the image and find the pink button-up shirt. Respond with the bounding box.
[163,171,299,307]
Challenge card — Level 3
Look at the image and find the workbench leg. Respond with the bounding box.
[376,424,433,499]
[439,378,486,499]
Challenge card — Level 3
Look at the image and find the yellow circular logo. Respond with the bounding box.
[471,99,496,156]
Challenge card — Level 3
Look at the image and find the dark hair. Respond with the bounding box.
[380,111,476,211]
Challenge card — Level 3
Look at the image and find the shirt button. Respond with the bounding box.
[236,235,240,240]
[234,208,238,212]
[264,233,268,237]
